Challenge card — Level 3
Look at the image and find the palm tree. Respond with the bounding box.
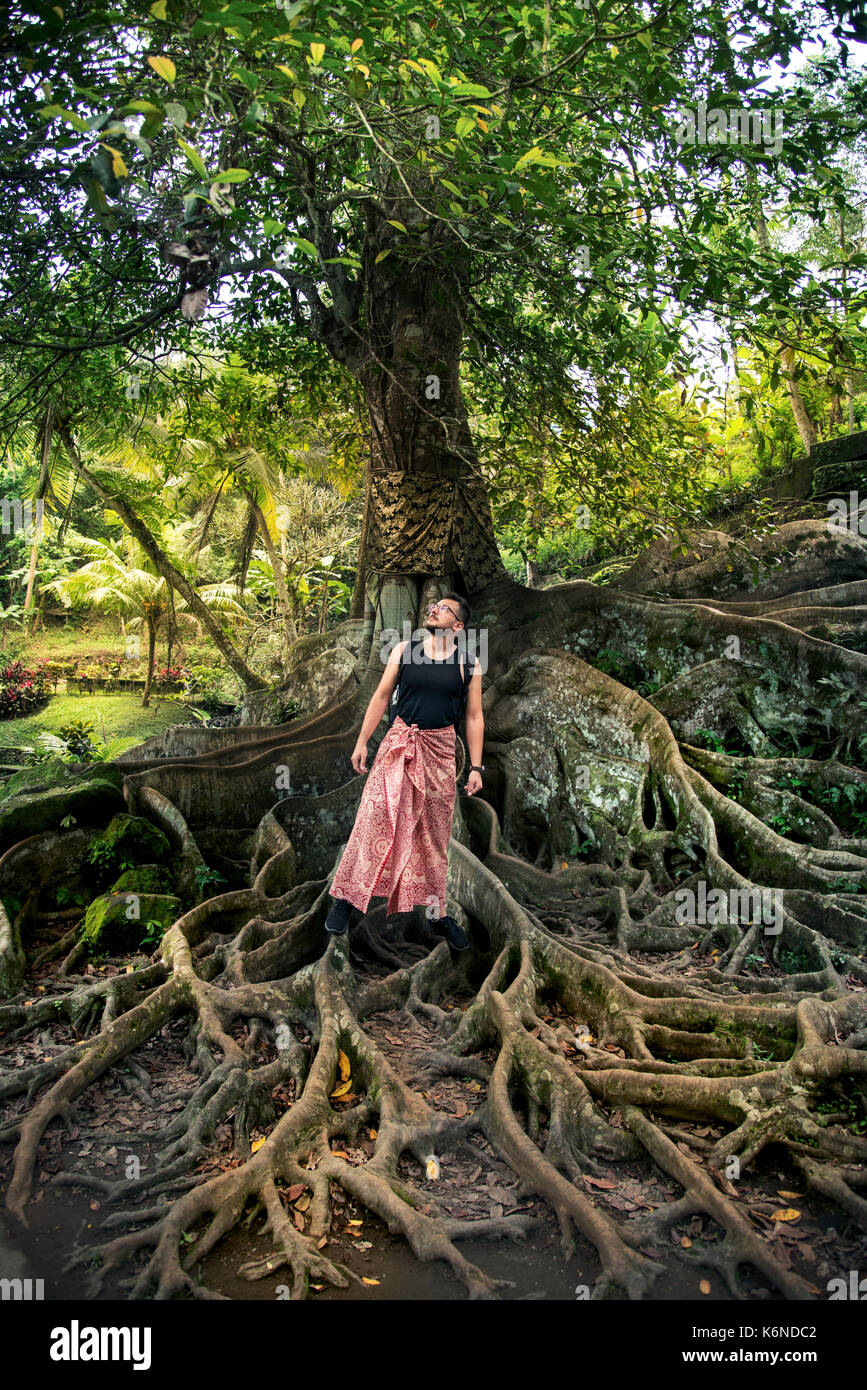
[42,530,248,706]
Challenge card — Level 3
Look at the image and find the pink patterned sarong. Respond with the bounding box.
[329,716,457,917]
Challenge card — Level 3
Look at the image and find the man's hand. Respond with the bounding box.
[351,742,368,774]
[465,770,483,797]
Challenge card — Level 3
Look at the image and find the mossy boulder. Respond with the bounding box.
[109,864,174,896]
[95,814,171,868]
[0,761,124,850]
[79,891,182,953]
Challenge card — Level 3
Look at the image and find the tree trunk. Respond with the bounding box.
[746,170,818,454]
[353,176,507,611]
[349,469,372,620]
[58,425,268,692]
[142,616,156,707]
[250,499,297,654]
[23,404,53,630]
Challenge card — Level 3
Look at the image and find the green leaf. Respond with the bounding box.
[448,83,492,98]
[39,105,90,133]
[456,114,475,138]
[310,41,325,66]
[164,101,187,130]
[292,88,306,109]
[263,218,285,235]
[440,180,463,198]
[147,55,176,84]
[214,168,250,183]
[176,137,209,180]
[150,0,167,18]
[387,219,407,233]
[375,249,391,264]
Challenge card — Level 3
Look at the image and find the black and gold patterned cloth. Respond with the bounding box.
[367,468,505,590]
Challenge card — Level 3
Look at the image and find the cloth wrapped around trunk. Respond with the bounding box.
[329,715,457,917]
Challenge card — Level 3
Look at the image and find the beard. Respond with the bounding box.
[425,619,447,632]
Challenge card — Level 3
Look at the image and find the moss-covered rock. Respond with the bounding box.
[94,814,171,868]
[0,761,124,850]
[109,864,174,896]
[79,891,181,953]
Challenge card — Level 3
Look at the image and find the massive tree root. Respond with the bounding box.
[2,519,866,1299]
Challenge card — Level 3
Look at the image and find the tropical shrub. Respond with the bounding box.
[0,658,50,720]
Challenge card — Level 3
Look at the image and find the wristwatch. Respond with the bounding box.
[469,764,485,774]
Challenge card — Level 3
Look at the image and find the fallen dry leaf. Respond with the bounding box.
[330,1077,353,1098]
[583,1175,617,1189]
[250,1136,267,1153]
[681,1236,692,1248]
[337,1049,351,1082]
[286,1183,306,1202]
[361,1277,380,1285]
[770,1208,801,1222]
[699,1279,711,1294]
[776,1190,804,1201]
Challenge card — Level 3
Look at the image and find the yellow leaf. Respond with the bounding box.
[387,219,407,233]
[777,1190,804,1200]
[276,65,297,80]
[338,1049,351,1082]
[292,88,306,109]
[150,0,167,17]
[770,1208,801,1222]
[100,143,128,178]
[251,1136,267,1153]
[24,1000,34,1007]
[361,1276,380,1285]
[331,1149,350,1160]
[330,1077,352,1098]
[561,860,568,869]
[699,1279,711,1294]
[310,42,325,66]
[425,1156,440,1180]
[147,55,176,84]
[375,249,391,264]
[681,1236,692,1248]
[351,37,363,52]
[347,1218,363,1225]
[368,1128,378,1139]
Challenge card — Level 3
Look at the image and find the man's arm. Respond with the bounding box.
[351,639,409,773]
[464,660,484,772]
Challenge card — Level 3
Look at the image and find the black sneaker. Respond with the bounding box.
[433,914,470,951]
[325,898,356,935]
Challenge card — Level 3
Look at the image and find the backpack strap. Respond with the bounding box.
[457,650,476,719]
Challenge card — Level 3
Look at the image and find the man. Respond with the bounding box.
[324,590,484,951]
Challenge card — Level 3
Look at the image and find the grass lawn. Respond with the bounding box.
[0,692,197,751]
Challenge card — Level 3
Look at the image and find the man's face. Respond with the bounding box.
[425,599,465,634]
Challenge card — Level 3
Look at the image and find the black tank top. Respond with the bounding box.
[392,637,477,730]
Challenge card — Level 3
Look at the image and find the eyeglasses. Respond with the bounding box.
[428,601,460,620]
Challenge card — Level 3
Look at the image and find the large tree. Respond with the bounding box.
[2,0,867,1302]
